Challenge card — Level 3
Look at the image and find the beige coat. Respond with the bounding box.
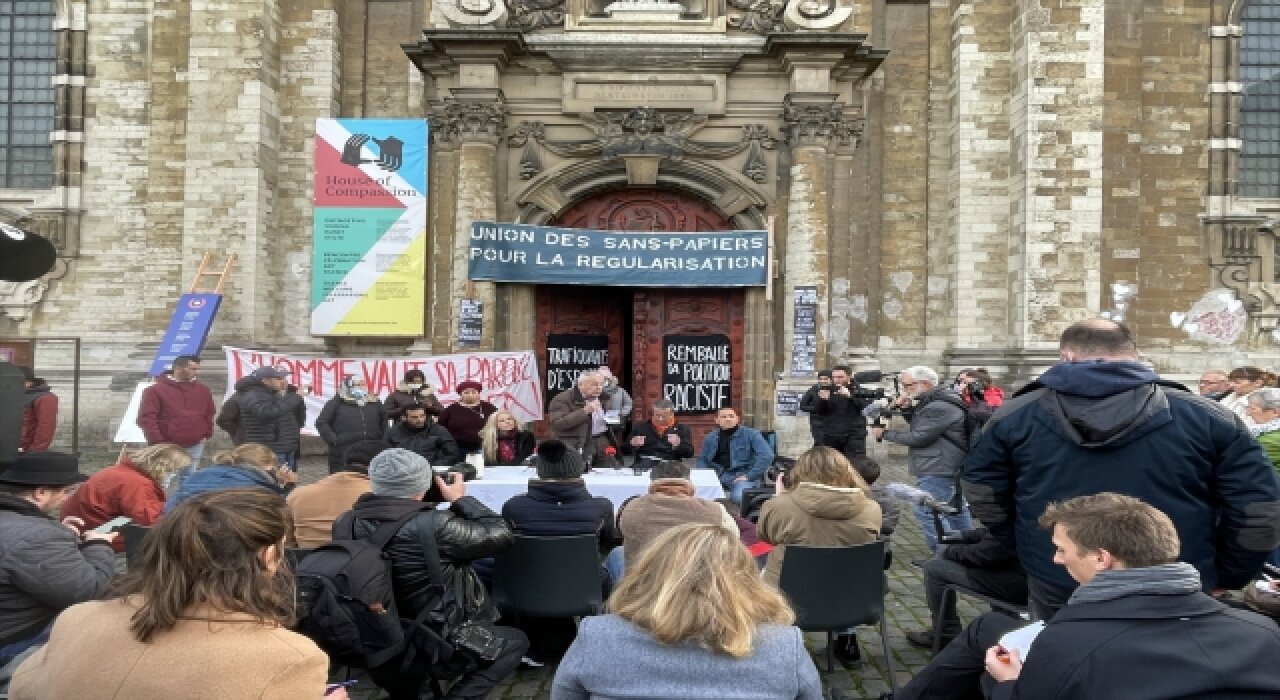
[286,470,371,548]
[11,598,329,700]
[617,478,736,570]
[757,482,881,586]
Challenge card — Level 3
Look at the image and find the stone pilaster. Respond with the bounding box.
[437,92,507,352]
[1007,0,1105,348]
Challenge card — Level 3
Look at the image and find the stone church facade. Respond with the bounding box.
[0,0,1275,452]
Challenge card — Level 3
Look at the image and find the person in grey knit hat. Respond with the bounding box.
[534,440,586,480]
[367,448,433,498]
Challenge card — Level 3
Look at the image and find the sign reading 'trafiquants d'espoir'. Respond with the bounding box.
[467,221,768,287]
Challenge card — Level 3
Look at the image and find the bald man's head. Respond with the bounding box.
[1059,319,1138,362]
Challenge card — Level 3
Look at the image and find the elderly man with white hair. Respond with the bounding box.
[548,371,620,468]
[870,366,974,552]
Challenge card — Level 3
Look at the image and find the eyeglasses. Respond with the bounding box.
[1198,379,1227,385]
[902,381,920,390]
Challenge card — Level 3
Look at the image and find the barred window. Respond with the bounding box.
[0,0,55,189]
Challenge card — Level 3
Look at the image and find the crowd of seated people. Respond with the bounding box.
[5,351,1280,700]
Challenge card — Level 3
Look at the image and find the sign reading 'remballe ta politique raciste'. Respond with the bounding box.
[663,334,731,415]
[467,221,768,287]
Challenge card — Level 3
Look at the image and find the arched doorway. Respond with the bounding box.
[534,188,747,449]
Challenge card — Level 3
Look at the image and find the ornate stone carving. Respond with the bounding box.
[431,96,508,145]
[506,0,565,30]
[833,117,866,152]
[782,94,844,147]
[437,0,508,26]
[727,0,785,33]
[506,108,777,181]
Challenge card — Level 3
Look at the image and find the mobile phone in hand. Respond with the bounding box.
[92,516,132,534]
[325,680,358,695]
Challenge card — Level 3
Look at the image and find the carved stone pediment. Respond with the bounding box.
[729,0,852,34]
[508,107,778,182]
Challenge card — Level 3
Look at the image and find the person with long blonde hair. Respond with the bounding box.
[551,523,822,700]
[61,444,192,552]
[10,489,342,700]
[479,409,536,465]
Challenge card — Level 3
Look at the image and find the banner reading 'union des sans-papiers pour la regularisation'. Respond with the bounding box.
[311,118,427,336]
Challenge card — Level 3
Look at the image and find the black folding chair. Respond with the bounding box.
[777,541,898,692]
[492,534,603,619]
[121,523,153,570]
[930,585,1029,654]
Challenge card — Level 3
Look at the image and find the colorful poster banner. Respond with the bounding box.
[223,346,544,435]
[149,293,223,377]
[311,118,428,336]
[467,221,768,287]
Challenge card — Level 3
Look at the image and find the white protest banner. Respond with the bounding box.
[223,346,543,435]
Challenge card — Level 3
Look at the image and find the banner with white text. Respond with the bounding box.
[311,118,428,336]
[467,221,768,287]
[223,346,543,435]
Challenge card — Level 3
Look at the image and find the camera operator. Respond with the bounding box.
[813,365,872,461]
[869,366,973,553]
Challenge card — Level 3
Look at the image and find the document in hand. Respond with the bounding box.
[998,621,1045,661]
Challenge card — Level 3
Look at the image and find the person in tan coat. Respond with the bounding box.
[10,488,340,700]
[758,446,881,666]
[615,460,737,572]
[286,439,380,548]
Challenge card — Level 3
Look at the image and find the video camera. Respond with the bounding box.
[849,369,890,401]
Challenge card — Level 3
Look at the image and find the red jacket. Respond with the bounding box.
[138,375,216,447]
[20,384,58,451]
[60,460,166,552]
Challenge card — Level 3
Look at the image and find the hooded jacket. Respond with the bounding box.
[501,480,616,546]
[616,478,735,570]
[60,460,166,552]
[342,493,512,623]
[315,392,386,472]
[232,376,304,453]
[137,374,215,447]
[19,382,57,451]
[163,464,284,513]
[757,481,882,586]
[0,494,115,647]
[963,360,1280,591]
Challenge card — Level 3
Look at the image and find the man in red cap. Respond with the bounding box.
[0,452,116,669]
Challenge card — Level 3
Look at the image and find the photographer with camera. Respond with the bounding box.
[869,366,973,553]
[342,448,527,699]
[814,365,874,461]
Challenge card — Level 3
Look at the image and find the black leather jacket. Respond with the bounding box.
[341,493,512,623]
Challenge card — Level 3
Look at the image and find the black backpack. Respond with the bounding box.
[293,505,431,669]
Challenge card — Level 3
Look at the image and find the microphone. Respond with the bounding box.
[884,482,959,514]
[863,400,888,442]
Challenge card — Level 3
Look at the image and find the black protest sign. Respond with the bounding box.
[663,334,731,415]
[545,334,610,406]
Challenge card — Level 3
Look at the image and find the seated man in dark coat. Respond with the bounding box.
[385,405,461,467]
[627,399,694,464]
[895,493,1280,700]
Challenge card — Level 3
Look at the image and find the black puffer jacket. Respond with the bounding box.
[385,420,461,467]
[501,480,617,546]
[316,395,386,473]
[234,377,304,453]
[340,493,512,622]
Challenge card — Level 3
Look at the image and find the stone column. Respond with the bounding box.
[436,91,506,352]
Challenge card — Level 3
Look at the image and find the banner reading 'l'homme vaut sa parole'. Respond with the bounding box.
[311,119,428,336]
[467,221,768,287]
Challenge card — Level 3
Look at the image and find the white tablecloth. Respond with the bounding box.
[463,466,725,513]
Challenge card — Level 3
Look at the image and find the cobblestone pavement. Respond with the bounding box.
[278,447,984,699]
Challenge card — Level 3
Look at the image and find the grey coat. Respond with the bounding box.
[883,388,969,477]
[0,494,115,646]
[551,614,823,700]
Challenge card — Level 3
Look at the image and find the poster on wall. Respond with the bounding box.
[544,334,610,406]
[458,299,483,346]
[791,285,818,376]
[662,334,731,415]
[311,118,428,336]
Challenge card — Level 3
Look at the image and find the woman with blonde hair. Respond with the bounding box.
[480,409,536,466]
[10,488,343,700]
[757,446,881,665]
[61,444,191,552]
[551,523,822,700]
[163,442,297,512]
